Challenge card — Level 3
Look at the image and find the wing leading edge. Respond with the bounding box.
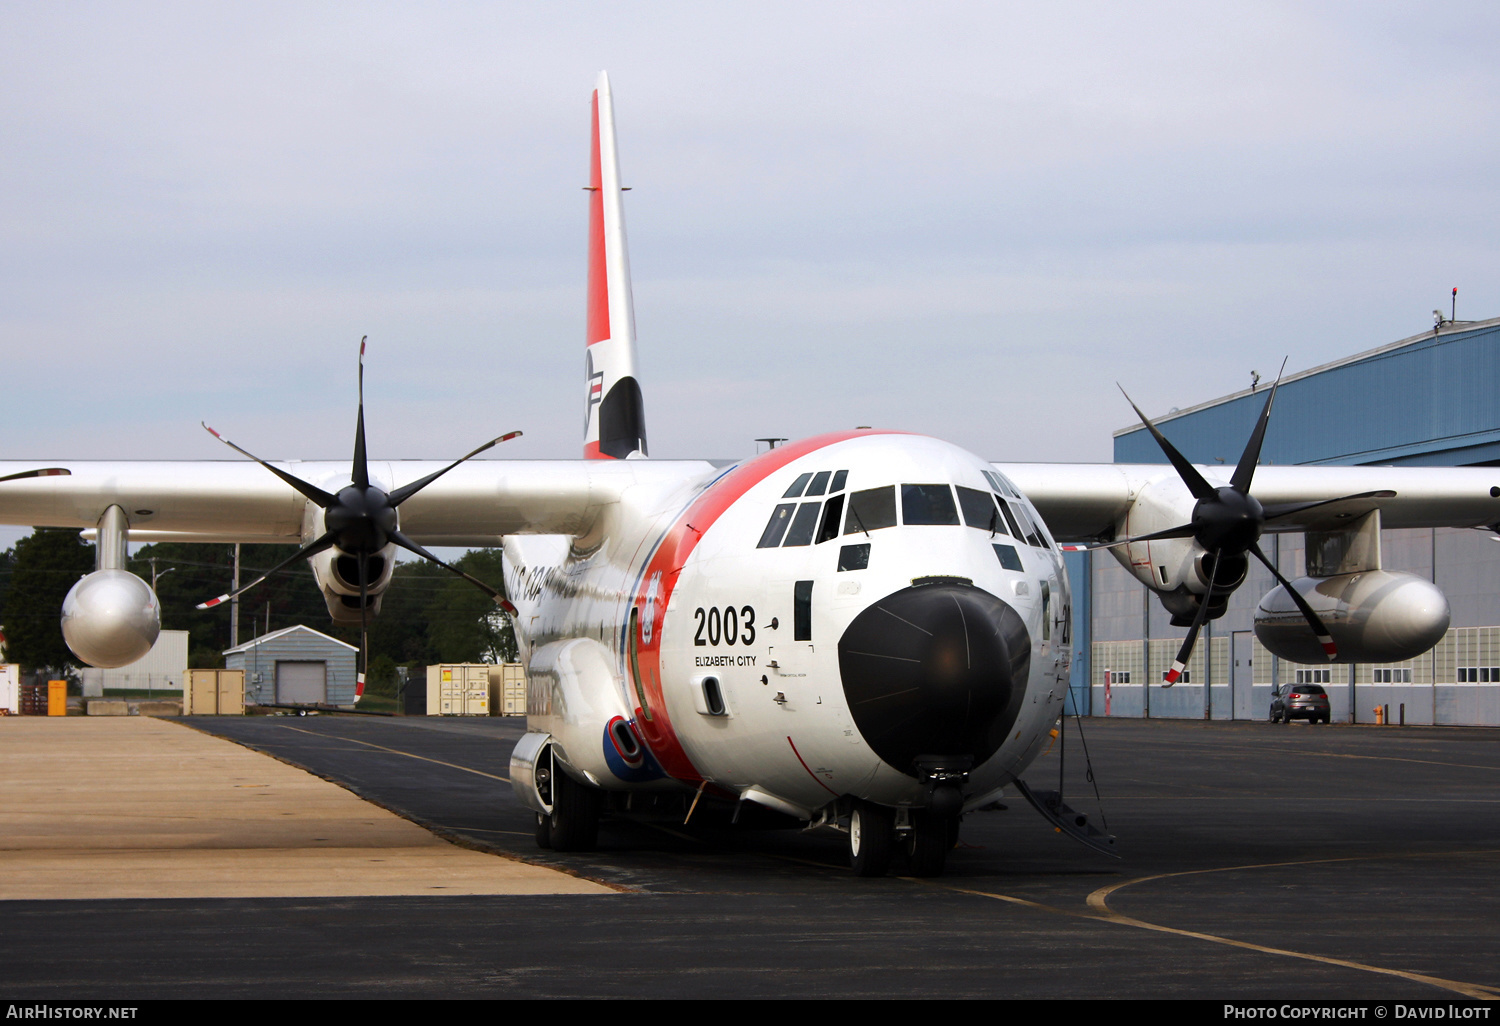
[999,462,1500,542]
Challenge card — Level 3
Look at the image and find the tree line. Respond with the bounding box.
[0,529,516,683]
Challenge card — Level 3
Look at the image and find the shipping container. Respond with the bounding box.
[183,669,245,715]
[426,663,526,716]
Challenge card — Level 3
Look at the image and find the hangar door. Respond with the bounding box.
[276,661,326,704]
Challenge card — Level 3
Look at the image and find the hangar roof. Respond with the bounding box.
[1113,315,1500,468]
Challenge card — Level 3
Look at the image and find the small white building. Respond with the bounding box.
[79,630,189,697]
[224,625,358,707]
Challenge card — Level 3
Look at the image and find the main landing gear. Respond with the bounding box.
[534,761,602,852]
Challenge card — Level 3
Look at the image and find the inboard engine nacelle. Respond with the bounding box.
[61,569,161,668]
[307,543,396,624]
[1254,570,1449,664]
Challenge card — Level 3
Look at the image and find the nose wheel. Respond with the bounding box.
[905,810,951,877]
[848,801,895,877]
[847,802,958,877]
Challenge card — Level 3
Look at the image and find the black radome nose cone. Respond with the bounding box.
[838,583,1031,776]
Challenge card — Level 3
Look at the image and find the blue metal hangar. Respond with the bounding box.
[1067,313,1500,726]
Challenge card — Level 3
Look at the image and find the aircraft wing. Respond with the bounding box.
[996,462,1500,542]
[0,458,715,546]
[5,458,1496,546]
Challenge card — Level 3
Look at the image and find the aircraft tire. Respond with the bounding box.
[906,810,950,877]
[534,811,553,849]
[548,770,602,852]
[848,801,894,878]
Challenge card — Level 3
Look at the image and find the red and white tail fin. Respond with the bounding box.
[583,71,648,460]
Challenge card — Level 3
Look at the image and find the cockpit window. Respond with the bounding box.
[957,486,1005,534]
[985,469,1021,499]
[901,484,960,526]
[993,543,1024,572]
[782,502,823,547]
[995,497,1025,540]
[806,470,832,497]
[816,493,845,543]
[844,486,897,534]
[757,503,796,548]
[783,473,813,498]
[830,470,848,493]
[1007,500,1047,548]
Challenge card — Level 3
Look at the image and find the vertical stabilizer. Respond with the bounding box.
[583,71,648,459]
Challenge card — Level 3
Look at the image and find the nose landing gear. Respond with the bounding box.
[848,800,895,877]
[844,800,961,878]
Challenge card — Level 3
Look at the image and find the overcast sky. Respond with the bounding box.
[3,1,1498,486]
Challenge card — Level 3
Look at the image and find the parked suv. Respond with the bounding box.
[1271,683,1331,724]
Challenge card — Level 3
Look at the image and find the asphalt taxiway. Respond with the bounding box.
[3,713,1498,999]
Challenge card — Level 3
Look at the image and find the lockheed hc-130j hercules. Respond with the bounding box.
[2,73,1494,877]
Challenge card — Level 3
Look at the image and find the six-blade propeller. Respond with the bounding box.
[197,337,520,697]
[1102,366,1392,686]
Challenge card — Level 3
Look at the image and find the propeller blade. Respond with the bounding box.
[202,423,338,509]
[352,336,370,490]
[1250,541,1337,660]
[1119,386,1218,501]
[0,468,70,484]
[1084,522,1200,550]
[1163,549,1221,686]
[197,532,337,609]
[1261,490,1396,522]
[1229,357,1287,495]
[388,528,517,615]
[387,430,524,507]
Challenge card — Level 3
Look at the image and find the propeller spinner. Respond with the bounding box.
[197,337,520,697]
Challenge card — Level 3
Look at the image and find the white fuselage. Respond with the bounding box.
[505,431,1072,818]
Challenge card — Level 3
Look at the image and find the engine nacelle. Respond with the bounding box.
[61,569,161,667]
[307,543,397,625]
[1254,570,1449,664]
[1113,475,1204,593]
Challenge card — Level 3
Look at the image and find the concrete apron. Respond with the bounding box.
[0,716,613,900]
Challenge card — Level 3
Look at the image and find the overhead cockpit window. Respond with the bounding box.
[782,502,823,546]
[758,503,797,548]
[830,470,848,493]
[844,486,897,534]
[984,469,1021,499]
[783,473,813,498]
[806,470,832,497]
[901,484,960,526]
[957,486,1005,534]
